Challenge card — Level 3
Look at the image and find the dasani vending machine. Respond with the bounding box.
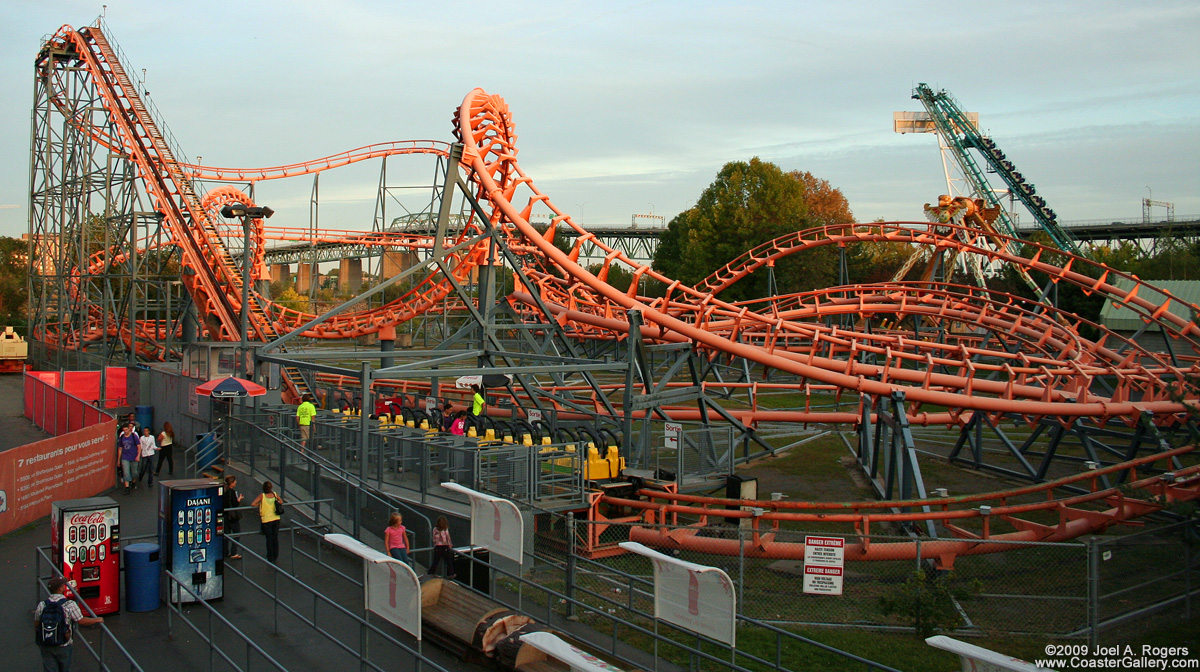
[158,479,224,603]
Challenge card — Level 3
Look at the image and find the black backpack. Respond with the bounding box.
[36,598,71,647]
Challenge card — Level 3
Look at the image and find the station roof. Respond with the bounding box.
[1098,278,1200,332]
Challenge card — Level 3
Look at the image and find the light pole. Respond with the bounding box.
[220,202,274,378]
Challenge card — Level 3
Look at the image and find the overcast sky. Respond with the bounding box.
[1,0,1198,239]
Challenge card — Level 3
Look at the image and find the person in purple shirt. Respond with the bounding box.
[116,424,140,494]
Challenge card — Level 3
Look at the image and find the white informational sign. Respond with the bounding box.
[925,636,1054,671]
[527,409,542,424]
[325,533,421,640]
[425,396,436,413]
[520,632,626,672]
[619,541,736,647]
[663,422,682,450]
[440,483,523,564]
[803,536,845,595]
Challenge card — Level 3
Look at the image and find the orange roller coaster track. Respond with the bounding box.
[451,88,1200,429]
[28,24,1200,553]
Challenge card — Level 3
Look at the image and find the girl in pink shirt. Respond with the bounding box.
[385,512,411,565]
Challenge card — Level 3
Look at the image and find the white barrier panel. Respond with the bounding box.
[926,636,1055,671]
[619,541,736,647]
[325,533,421,640]
[520,632,626,672]
[440,482,524,563]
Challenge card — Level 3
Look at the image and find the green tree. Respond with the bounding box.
[586,263,635,293]
[880,570,981,639]
[652,159,853,301]
[0,236,29,327]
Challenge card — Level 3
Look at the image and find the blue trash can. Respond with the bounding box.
[124,543,161,612]
[195,433,218,471]
[135,405,154,432]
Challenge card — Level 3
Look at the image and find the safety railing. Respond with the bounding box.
[224,414,435,550]
[230,404,588,509]
[220,523,451,672]
[162,571,289,672]
[181,421,224,479]
[23,370,114,436]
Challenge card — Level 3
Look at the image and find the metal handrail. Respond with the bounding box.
[221,523,451,672]
[162,571,288,671]
[227,414,435,546]
[181,420,224,479]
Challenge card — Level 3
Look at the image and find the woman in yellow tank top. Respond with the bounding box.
[251,481,284,563]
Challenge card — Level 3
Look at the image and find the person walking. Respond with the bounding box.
[136,427,158,487]
[426,516,456,579]
[222,475,244,559]
[123,412,140,435]
[252,481,284,564]
[155,422,175,476]
[384,512,412,565]
[296,394,316,451]
[116,424,139,494]
[34,576,103,671]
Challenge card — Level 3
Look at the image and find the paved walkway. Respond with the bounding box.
[0,372,478,671]
[0,372,54,451]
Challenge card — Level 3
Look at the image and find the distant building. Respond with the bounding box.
[1098,278,1200,355]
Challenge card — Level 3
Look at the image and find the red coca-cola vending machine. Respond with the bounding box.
[50,496,120,615]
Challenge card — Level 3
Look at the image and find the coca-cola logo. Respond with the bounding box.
[69,511,108,526]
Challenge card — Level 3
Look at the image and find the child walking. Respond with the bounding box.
[385,512,412,565]
[426,516,456,579]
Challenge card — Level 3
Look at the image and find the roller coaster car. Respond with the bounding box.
[583,444,626,482]
[418,577,637,672]
[0,327,28,373]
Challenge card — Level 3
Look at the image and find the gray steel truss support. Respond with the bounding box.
[28,45,185,371]
[940,409,1185,492]
[855,391,935,536]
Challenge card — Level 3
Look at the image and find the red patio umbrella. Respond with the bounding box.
[195,376,266,398]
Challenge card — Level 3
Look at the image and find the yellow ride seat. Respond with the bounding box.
[585,443,610,480]
[605,445,624,476]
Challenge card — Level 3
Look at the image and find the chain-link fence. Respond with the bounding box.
[1091,519,1200,645]
[548,520,1089,637]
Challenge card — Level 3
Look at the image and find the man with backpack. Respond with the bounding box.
[34,577,103,670]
